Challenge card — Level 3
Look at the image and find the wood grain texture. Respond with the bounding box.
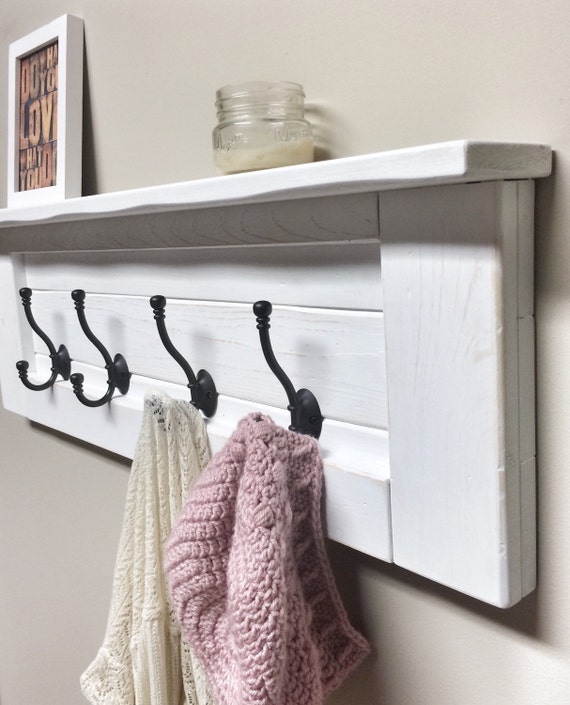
[23,241,382,310]
[20,366,392,560]
[23,295,388,428]
[381,181,535,607]
[0,140,551,227]
[0,193,379,253]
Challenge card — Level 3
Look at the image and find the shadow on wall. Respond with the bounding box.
[326,536,541,644]
[81,41,97,197]
[323,538,542,705]
[534,151,560,301]
[305,102,352,162]
[30,419,132,469]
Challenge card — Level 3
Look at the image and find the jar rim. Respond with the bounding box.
[215,80,305,101]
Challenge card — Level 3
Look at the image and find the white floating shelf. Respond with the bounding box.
[0,141,552,608]
[0,140,551,229]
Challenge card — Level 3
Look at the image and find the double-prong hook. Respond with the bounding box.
[16,287,71,391]
[253,300,323,438]
[149,295,218,417]
[70,289,131,407]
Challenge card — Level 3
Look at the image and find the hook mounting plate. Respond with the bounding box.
[193,369,218,418]
[54,344,72,381]
[111,354,131,395]
[293,388,324,438]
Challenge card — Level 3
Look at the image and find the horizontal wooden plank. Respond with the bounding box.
[23,241,382,311]
[0,193,379,253]
[23,296,388,428]
[21,369,392,561]
[0,141,551,229]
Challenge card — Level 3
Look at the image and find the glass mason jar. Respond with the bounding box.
[212,81,314,174]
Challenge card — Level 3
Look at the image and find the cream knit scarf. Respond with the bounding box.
[81,390,215,705]
[166,412,370,705]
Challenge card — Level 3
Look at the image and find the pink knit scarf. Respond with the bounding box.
[166,413,369,705]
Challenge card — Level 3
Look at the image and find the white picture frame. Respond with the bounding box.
[7,14,84,208]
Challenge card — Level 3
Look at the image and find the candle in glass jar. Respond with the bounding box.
[212,81,314,174]
[214,136,313,174]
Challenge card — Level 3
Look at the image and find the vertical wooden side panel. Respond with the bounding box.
[382,181,534,607]
[506,182,536,597]
[0,254,29,415]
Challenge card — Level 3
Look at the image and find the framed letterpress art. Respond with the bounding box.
[7,15,84,207]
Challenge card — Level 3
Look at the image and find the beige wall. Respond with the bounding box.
[1,1,570,703]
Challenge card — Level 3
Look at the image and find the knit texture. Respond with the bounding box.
[166,412,370,705]
[81,390,216,705]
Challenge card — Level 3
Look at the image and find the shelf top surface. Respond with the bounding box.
[0,140,551,228]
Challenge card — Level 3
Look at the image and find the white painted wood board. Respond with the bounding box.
[22,297,387,428]
[0,140,550,227]
[23,241,383,310]
[0,255,28,415]
[17,240,385,428]
[0,193,380,253]
[381,181,536,607]
[19,364,392,561]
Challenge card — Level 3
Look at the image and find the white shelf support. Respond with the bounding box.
[381,181,536,607]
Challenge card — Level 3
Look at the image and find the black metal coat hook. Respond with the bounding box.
[16,287,71,391]
[253,300,323,438]
[69,289,131,407]
[149,295,218,417]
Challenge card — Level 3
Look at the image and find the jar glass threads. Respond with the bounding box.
[212,81,314,174]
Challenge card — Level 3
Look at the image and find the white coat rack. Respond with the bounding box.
[0,140,552,607]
